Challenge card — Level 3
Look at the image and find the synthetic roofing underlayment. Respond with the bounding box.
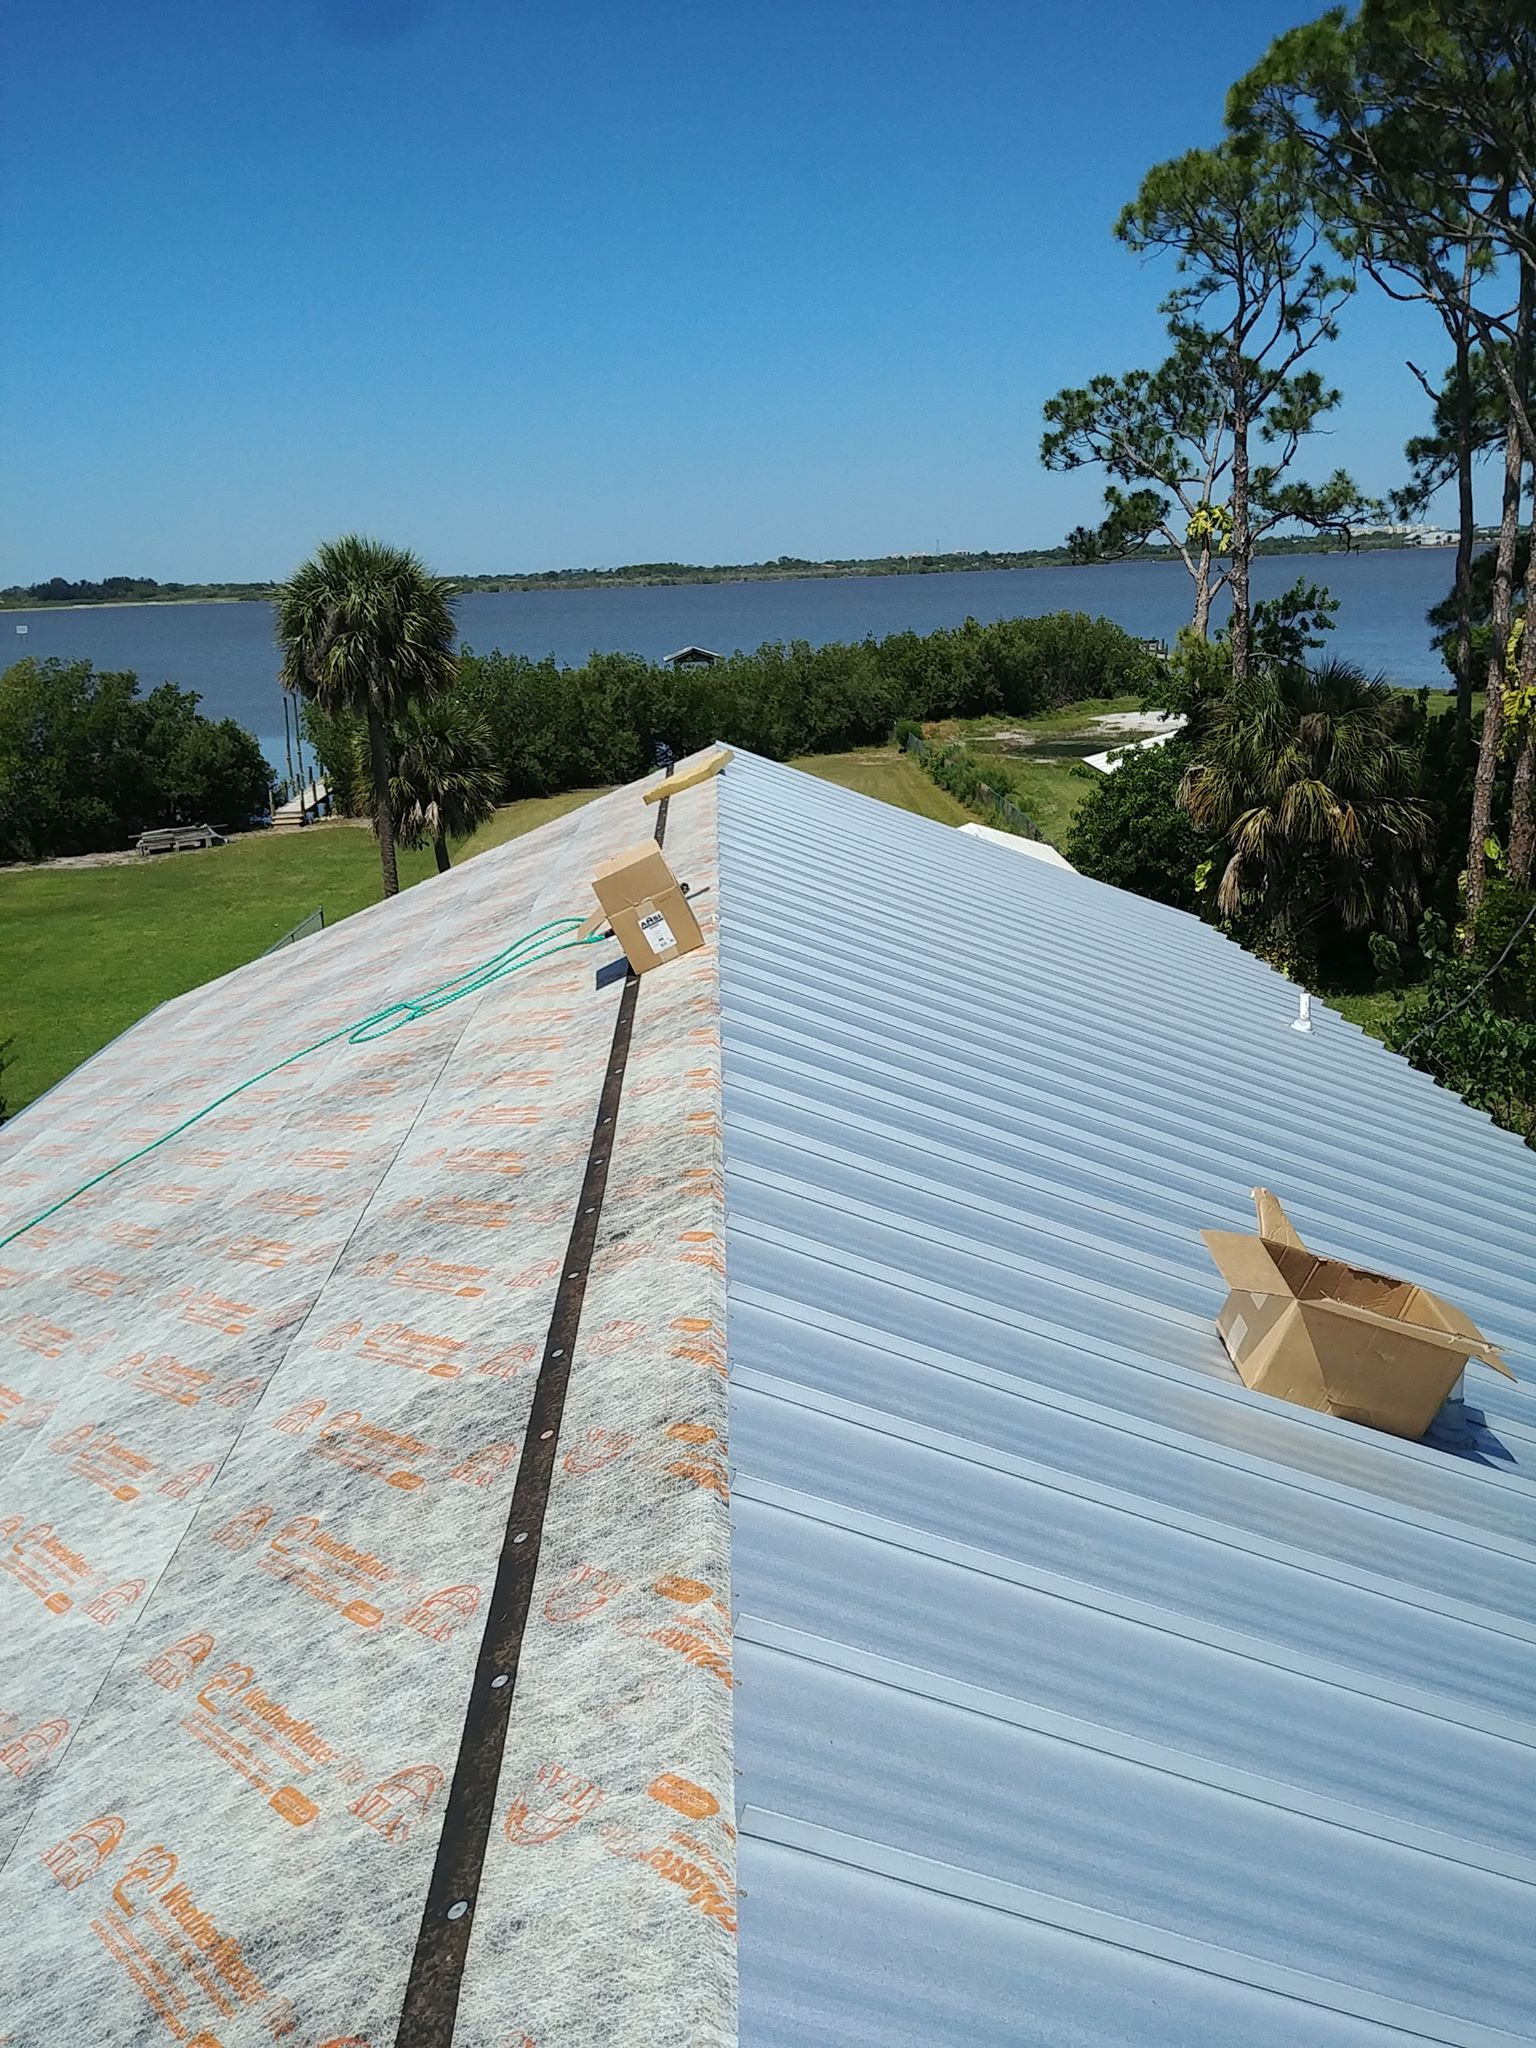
[0,747,1532,2047]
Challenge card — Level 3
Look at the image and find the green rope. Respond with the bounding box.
[0,915,607,1255]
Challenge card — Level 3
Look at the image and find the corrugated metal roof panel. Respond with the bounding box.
[717,752,1536,2047]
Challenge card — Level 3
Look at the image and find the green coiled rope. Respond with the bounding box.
[0,914,607,1255]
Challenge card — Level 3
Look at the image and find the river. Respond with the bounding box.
[5,546,1456,772]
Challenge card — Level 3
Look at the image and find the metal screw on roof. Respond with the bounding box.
[512,1532,528,1544]
[491,1675,509,1690]
[540,1429,553,1440]
[447,1901,470,1921]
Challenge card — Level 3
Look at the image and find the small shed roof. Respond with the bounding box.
[956,818,1075,869]
[665,644,723,666]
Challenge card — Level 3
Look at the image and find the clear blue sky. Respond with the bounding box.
[2,0,1463,583]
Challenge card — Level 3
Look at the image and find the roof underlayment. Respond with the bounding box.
[1,746,1534,2047]
[0,760,733,2048]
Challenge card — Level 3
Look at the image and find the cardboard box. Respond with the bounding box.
[590,841,703,977]
[1201,1188,1515,1439]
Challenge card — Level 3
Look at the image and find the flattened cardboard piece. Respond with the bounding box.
[1201,1187,1514,1440]
[590,842,704,976]
[642,748,734,804]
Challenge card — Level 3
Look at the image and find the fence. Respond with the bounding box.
[902,734,1048,843]
[263,906,325,954]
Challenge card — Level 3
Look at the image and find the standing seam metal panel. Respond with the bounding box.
[717,752,1536,2048]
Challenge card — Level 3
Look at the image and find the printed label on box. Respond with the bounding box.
[638,904,677,956]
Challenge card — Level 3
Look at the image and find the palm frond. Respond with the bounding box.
[1187,653,1434,958]
[389,691,501,850]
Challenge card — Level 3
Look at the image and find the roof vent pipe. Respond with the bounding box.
[1290,991,1313,1034]
[1431,1369,1472,1446]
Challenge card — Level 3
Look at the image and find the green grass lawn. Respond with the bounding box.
[795,739,1090,850]
[792,745,972,824]
[1327,987,1402,1044]
[920,698,1154,850]
[0,790,607,1116]
[455,786,607,856]
[1,739,1092,1120]
[989,759,1096,848]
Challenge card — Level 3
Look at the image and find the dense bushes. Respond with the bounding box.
[0,657,273,862]
[444,613,1158,800]
[909,738,1050,837]
[1387,886,1536,1142]
[1065,740,1213,911]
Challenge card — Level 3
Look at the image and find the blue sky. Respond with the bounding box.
[2,0,1465,582]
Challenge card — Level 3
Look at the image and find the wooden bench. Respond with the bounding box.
[135,824,227,856]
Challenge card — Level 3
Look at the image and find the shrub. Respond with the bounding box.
[0,657,273,860]
[1065,740,1212,911]
[1386,883,1536,1145]
[1368,932,1403,989]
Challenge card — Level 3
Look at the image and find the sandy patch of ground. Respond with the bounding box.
[0,849,145,872]
[990,710,1181,754]
[0,824,336,875]
[1084,711,1183,737]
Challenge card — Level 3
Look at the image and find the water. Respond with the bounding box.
[5,547,1456,772]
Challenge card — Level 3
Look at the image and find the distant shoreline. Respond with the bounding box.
[0,533,1459,615]
[5,596,253,615]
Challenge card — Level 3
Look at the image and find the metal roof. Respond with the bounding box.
[4,741,1535,2046]
[956,820,1076,870]
[715,751,1536,2048]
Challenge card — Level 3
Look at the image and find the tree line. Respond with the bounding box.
[1,531,1433,616]
[0,576,267,608]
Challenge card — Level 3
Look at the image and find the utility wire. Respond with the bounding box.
[1398,897,1536,1055]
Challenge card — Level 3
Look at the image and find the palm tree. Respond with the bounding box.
[390,692,501,873]
[1179,657,1434,960]
[276,537,457,897]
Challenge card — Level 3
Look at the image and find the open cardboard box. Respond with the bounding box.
[1201,1189,1515,1440]
[589,841,703,977]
